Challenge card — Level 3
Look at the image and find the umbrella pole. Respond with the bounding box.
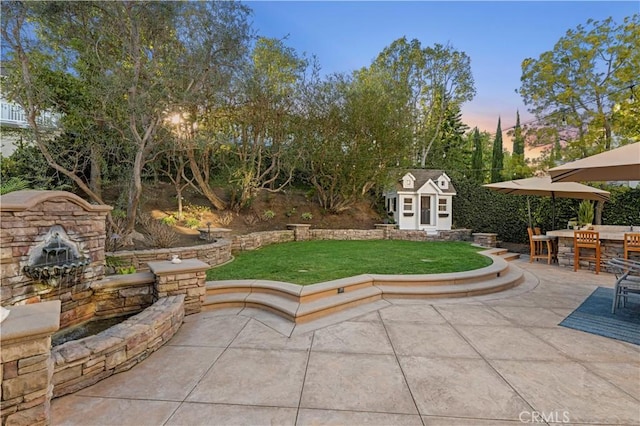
[551,193,556,230]
[527,197,532,229]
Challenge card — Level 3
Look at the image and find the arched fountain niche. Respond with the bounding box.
[23,225,91,290]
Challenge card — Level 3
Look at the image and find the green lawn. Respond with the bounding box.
[207,240,492,285]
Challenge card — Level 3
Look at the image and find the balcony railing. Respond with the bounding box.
[1,99,61,129]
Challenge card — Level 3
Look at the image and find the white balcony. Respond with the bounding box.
[0,98,60,129]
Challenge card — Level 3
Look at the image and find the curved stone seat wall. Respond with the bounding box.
[51,294,185,398]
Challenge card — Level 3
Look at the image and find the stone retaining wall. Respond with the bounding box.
[51,295,184,398]
[106,239,231,273]
[231,230,295,251]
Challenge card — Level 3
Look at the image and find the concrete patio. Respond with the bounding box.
[51,259,640,425]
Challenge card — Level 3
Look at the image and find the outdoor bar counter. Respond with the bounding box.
[548,225,640,273]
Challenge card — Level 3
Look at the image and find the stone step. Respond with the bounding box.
[296,286,383,323]
[376,266,524,298]
[500,252,521,262]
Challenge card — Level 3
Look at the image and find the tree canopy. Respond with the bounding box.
[519,14,639,160]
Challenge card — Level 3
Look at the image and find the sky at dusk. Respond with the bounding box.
[245,1,639,136]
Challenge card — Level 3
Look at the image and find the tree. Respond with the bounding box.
[370,37,475,167]
[297,68,412,213]
[470,127,484,183]
[220,37,308,210]
[2,1,252,235]
[512,111,525,156]
[519,15,639,159]
[491,118,504,182]
[504,111,529,179]
[427,101,469,171]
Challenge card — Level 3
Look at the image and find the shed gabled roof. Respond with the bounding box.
[392,169,456,194]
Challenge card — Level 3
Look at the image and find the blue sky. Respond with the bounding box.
[245,1,638,134]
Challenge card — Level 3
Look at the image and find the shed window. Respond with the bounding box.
[403,197,413,212]
[438,198,447,212]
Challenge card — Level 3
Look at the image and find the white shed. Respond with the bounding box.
[383,169,456,234]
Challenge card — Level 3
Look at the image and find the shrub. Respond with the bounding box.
[285,207,297,218]
[0,176,30,195]
[301,212,313,221]
[184,218,201,229]
[161,215,177,226]
[243,214,259,225]
[262,210,276,221]
[218,211,235,226]
[138,214,179,248]
[117,265,136,274]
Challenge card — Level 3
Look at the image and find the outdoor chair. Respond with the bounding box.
[528,227,556,264]
[608,258,640,313]
[574,230,601,274]
[624,233,640,260]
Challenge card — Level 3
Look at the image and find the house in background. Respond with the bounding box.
[383,169,456,234]
[1,66,61,157]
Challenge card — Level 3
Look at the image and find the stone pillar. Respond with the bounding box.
[1,300,60,426]
[286,224,311,241]
[147,259,208,315]
[472,232,498,248]
[374,224,398,240]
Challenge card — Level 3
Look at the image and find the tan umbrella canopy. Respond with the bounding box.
[549,142,640,183]
[484,176,610,229]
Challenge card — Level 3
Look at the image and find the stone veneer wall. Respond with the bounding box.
[0,191,111,329]
[471,232,498,248]
[1,301,60,426]
[228,226,472,253]
[51,295,184,398]
[106,239,231,273]
[148,259,209,315]
[90,273,155,319]
[556,237,623,273]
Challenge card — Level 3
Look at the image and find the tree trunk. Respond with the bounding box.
[90,144,102,198]
[595,200,603,225]
[186,148,227,210]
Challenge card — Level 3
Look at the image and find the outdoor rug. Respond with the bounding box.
[560,287,640,346]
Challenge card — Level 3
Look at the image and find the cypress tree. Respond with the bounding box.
[471,127,483,183]
[513,111,524,156]
[491,118,504,183]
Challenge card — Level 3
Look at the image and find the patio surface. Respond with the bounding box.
[51,258,640,425]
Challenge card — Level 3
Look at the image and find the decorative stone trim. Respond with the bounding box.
[0,300,61,426]
[51,295,184,398]
[148,259,208,315]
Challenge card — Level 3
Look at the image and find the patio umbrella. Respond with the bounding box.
[549,142,640,183]
[484,176,610,229]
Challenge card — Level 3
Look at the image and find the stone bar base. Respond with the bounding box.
[1,301,60,426]
[148,259,208,315]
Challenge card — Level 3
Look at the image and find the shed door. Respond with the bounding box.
[420,196,431,225]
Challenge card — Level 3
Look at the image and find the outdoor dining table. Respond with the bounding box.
[548,225,640,273]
